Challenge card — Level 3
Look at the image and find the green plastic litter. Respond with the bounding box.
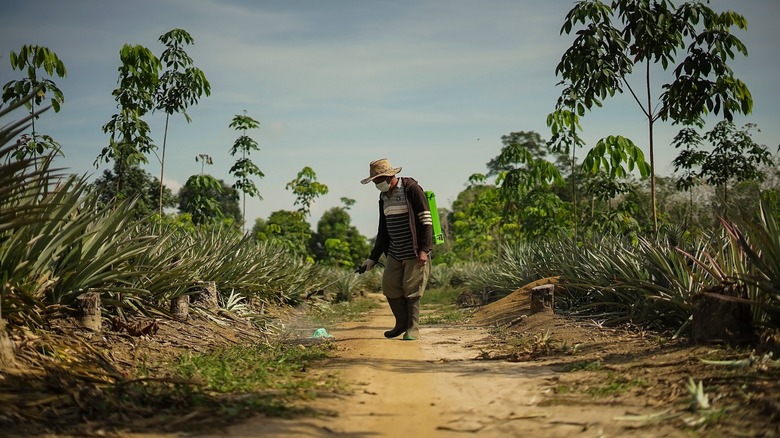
[311,328,333,338]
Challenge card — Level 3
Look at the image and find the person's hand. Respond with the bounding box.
[417,251,428,267]
[358,259,376,273]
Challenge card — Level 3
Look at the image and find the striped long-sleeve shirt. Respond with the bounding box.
[369,177,433,262]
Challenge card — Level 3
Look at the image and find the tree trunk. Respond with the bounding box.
[158,114,170,217]
[571,141,578,239]
[192,281,218,311]
[170,295,189,321]
[646,61,658,235]
[482,287,491,304]
[530,284,555,315]
[692,286,754,345]
[77,291,103,331]
[688,190,693,226]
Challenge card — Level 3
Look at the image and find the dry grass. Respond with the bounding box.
[470,278,780,436]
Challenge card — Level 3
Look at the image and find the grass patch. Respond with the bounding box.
[555,385,573,394]
[488,323,514,339]
[4,338,342,437]
[566,360,604,372]
[173,341,337,396]
[423,287,464,305]
[421,287,471,325]
[586,373,648,397]
[422,307,469,325]
[126,340,346,427]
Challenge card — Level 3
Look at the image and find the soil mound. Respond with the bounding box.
[470,277,558,325]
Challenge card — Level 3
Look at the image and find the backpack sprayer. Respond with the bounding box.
[425,190,444,245]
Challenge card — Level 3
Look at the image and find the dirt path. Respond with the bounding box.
[206,300,685,437]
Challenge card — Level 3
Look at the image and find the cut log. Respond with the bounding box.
[170,295,189,321]
[76,291,103,331]
[191,281,218,310]
[530,284,555,315]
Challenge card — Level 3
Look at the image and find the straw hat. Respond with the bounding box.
[360,158,402,184]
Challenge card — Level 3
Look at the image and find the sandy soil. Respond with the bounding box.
[206,297,689,437]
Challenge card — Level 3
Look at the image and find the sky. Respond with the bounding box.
[2,0,778,238]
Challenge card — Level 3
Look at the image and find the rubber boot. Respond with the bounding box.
[384,298,408,338]
[403,297,420,340]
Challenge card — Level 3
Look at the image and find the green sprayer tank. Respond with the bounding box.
[425,191,444,245]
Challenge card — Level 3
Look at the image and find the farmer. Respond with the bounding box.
[359,158,433,340]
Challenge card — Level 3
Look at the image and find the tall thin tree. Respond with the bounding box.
[2,45,66,166]
[155,28,210,216]
[286,167,329,246]
[228,111,264,232]
[98,44,160,196]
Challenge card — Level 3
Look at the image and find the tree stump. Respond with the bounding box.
[0,318,15,368]
[170,295,189,321]
[191,281,218,311]
[692,289,754,344]
[530,284,555,315]
[76,291,103,331]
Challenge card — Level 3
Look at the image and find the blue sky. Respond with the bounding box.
[2,0,778,237]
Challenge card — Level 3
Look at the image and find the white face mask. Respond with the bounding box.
[375,180,391,192]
